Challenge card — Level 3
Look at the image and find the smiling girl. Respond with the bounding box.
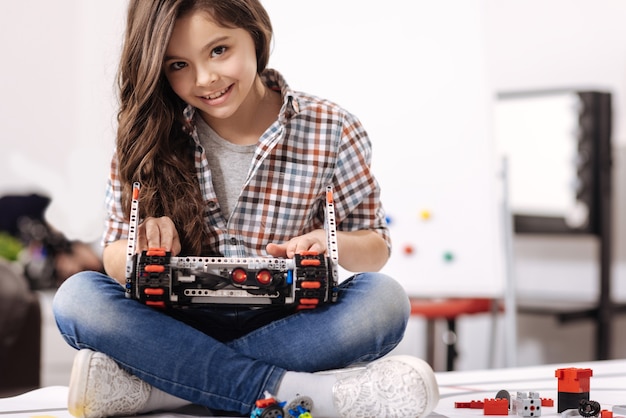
[53,1,439,417]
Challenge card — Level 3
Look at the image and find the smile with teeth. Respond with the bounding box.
[202,86,229,100]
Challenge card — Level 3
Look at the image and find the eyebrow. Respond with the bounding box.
[164,35,230,62]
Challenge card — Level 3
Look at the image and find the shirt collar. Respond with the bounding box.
[182,68,298,135]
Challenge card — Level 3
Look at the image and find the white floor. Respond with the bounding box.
[9,358,626,417]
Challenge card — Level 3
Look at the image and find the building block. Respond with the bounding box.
[484,398,509,415]
[555,367,593,413]
[514,392,542,417]
[455,400,485,409]
[555,368,592,393]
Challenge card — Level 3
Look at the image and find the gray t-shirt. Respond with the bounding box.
[196,117,256,218]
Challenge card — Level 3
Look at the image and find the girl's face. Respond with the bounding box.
[163,11,259,123]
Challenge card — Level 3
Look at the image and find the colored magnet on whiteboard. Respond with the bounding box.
[443,251,454,262]
[420,210,432,221]
[385,215,393,225]
[402,244,415,256]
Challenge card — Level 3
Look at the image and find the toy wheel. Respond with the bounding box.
[578,399,601,417]
[260,405,284,418]
[495,389,510,408]
[285,395,314,414]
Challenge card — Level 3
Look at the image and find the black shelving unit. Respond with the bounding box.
[500,90,623,360]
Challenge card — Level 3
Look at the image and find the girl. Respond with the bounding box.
[53,0,439,417]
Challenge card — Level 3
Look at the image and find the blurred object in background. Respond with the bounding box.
[0,258,41,396]
[0,193,103,289]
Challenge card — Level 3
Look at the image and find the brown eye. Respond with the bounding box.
[211,46,227,57]
[170,61,187,70]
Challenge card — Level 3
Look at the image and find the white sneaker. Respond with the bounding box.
[332,355,439,418]
[68,349,151,418]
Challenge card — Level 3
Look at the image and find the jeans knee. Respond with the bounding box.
[53,271,125,348]
[356,273,410,322]
[53,272,86,317]
[53,271,113,323]
[338,273,409,340]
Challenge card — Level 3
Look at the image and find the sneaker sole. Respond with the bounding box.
[386,355,440,417]
[67,349,95,418]
[334,354,440,418]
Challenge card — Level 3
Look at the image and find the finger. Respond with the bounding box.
[155,218,179,251]
[139,217,179,252]
[136,217,152,252]
[292,240,324,257]
[170,239,182,257]
[266,243,288,258]
[144,218,164,249]
[136,234,148,253]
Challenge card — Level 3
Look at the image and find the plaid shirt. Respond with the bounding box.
[103,69,390,258]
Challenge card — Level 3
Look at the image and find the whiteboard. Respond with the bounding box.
[265,0,505,297]
[495,91,591,229]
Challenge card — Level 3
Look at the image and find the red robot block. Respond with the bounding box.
[555,368,592,393]
[555,367,593,413]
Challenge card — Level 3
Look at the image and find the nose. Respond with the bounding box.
[195,63,217,86]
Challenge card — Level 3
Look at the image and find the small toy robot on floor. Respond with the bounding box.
[250,392,314,418]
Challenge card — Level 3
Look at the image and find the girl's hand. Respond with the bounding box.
[265,229,326,259]
[137,216,182,256]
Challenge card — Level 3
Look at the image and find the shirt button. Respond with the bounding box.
[229,237,238,245]
[208,201,217,209]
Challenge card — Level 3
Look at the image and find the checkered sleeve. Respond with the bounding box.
[333,111,391,254]
[101,148,129,247]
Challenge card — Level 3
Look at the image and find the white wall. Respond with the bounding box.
[3,1,626,381]
[0,1,127,243]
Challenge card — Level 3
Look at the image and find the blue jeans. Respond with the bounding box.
[53,271,410,414]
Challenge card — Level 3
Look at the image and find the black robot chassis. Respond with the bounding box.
[124,183,339,310]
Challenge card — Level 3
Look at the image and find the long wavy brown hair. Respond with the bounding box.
[116,0,273,254]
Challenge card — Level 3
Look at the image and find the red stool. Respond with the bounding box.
[409,298,498,371]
